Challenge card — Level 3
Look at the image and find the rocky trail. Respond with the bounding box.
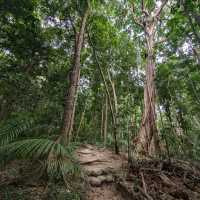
[75,144,127,200]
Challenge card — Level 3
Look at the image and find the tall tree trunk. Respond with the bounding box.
[133,0,168,157]
[60,9,89,145]
[136,27,160,156]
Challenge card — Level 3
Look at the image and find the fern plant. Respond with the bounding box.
[0,118,35,146]
[0,119,80,182]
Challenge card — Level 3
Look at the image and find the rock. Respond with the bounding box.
[88,177,102,187]
[87,168,105,176]
[105,175,113,183]
[88,175,114,187]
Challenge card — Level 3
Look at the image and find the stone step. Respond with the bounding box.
[88,175,114,187]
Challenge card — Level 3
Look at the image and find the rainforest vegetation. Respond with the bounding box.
[0,0,200,199]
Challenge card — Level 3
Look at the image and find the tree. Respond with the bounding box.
[60,4,90,145]
[59,0,106,145]
[132,0,168,157]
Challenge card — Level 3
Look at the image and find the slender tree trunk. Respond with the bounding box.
[104,95,108,145]
[158,104,171,162]
[101,101,104,139]
[60,9,89,145]
[75,104,86,140]
[107,70,119,153]
[88,35,119,153]
[107,70,118,115]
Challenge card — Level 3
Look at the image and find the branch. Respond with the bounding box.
[87,31,116,126]
[142,0,145,11]
[132,3,144,28]
[155,37,167,46]
[133,15,144,28]
[154,0,168,17]
[143,10,149,17]
[187,15,200,43]
[141,0,149,16]
[68,14,76,36]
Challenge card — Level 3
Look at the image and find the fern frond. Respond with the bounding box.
[0,119,34,145]
[0,119,56,145]
[0,139,78,178]
[0,139,66,158]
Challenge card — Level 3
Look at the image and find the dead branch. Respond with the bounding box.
[140,172,147,194]
[159,173,177,187]
[137,186,154,200]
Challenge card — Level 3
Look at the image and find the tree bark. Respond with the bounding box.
[133,1,168,157]
[136,26,160,156]
[60,9,89,145]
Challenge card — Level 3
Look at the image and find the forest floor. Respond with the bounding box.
[0,145,200,200]
[76,145,200,200]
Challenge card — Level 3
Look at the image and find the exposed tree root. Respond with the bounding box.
[116,159,200,200]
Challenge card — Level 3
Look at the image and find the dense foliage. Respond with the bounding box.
[0,0,200,195]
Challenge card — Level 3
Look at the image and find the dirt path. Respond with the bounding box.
[75,144,127,200]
